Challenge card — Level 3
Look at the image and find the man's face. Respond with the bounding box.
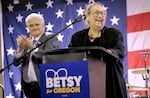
[27,17,45,37]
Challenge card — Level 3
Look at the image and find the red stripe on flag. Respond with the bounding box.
[128,49,150,69]
[128,12,150,33]
[129,90,146,97]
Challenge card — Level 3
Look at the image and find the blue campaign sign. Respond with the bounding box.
[39,61,90,98]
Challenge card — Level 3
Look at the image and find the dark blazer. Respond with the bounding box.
[69,26,125,58]
[68,26,127,98]
[14,33,59,84]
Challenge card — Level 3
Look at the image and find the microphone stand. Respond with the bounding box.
[0,15,85,98]
[140,52,150,98]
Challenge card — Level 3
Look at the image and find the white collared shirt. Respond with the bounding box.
[26,33,44,82]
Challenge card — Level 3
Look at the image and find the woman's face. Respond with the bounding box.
[86,4,107,30]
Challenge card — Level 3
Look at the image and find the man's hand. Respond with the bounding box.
[16,35,33,54]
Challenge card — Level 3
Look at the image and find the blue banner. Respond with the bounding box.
[39,61,90,98]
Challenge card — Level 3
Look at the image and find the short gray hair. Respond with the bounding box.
[84,2,105,16]
[25,13,45,26]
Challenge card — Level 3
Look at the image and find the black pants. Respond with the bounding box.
[23,81,40,98]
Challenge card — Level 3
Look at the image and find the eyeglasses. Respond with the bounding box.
[90,10,106,17]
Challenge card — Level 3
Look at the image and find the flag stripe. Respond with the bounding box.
[128,50,150,69]
[127,30,150,52]
[127,12,150,33]
[127,0,150,16]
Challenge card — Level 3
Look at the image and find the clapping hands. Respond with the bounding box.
[16,35,33,54]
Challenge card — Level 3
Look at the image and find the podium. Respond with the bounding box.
[33,46,119,98]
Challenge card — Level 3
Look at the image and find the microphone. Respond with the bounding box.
[74,15,86,22]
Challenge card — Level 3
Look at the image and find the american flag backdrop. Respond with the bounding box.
[1,0,128,98]
[127,0,150,96]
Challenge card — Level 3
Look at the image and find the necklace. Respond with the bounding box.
[88,30,101,42]
[89,37,95,42]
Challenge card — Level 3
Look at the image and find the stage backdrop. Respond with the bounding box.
[1,0,128,97]
[127,0,150,96]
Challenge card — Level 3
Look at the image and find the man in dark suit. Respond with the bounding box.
[14,13,59,98]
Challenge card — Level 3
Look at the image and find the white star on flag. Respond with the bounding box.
[89,0,95,4]
[7,4,14,12]
[55,9,64,18]
[8,25,14,34]
[16,14,23,22]
[26,2,33,11]
[66,0,73,5]
[103,5,108,11]
[66,19,73,29]
[57,33,64,42]
[25,27,29,33]
[15,82,21,91]
[46,0,54,8]
[46,22,54,31]
[6,93,15,98]
[9,70,14,79]
[110,15,120,25]
[7,47,15,56]
[76,7,85,16]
